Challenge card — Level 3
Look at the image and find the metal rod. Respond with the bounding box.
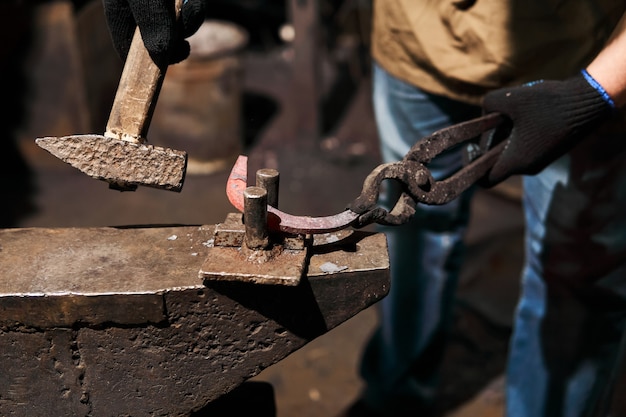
[256,168,280,208]
[243,186,269,249]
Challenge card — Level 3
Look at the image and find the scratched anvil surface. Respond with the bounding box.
[0,225,389,416]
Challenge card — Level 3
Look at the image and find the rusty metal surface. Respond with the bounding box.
[36,135,187,191]
[213,212,246,247]
[212,212,307,251]
[349,113,506,226]
[0,225,210,326]
[200,212,310,286]
[227,155,359,234]
[243,186,270,249]
[256,168,279,207]
[200,244,309,286]
[0,225,389,416]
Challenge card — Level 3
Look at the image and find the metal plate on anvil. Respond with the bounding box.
[199,245,308,286]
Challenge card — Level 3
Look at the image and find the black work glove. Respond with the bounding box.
[482,71,615,185]
[102,0,206,67]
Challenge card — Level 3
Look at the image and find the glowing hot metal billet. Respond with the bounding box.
[226,155,359,234]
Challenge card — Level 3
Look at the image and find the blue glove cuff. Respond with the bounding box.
[581,69,615,108]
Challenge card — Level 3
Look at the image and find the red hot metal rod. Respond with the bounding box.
[226,156,359,234]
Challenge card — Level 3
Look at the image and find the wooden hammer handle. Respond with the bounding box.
[104,0,183,144]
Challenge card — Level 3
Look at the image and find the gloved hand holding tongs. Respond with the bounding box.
[226,69,616,234]
[348,69,616,228]
[481,70,615,185]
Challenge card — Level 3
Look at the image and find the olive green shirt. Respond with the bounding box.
[372,0,626,105]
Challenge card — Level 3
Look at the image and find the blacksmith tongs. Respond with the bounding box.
[226,112,507,234]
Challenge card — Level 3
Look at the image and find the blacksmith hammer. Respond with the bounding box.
[36,1,187,192]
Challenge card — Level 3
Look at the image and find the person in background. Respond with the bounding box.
[101,1,626,416]
[345,1,626,416]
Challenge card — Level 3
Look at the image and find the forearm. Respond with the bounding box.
[586,15,626,107]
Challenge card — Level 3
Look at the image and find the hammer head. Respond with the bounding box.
[36,135,187,192]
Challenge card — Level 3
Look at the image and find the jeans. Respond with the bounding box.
[360,62,626,416]
[507,124,626,416]
[359,63,482,413]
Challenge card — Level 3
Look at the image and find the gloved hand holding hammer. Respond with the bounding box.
[102,0,207,67]
[37,0,209,192]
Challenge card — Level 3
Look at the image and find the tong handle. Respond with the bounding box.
[405,112,505,164]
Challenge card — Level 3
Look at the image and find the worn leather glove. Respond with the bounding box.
[103,0,206,67]
[482,70,615,185]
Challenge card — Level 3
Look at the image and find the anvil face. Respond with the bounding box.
[0,225,389,416]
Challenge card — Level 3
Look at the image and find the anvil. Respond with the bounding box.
[0,224,389,416]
